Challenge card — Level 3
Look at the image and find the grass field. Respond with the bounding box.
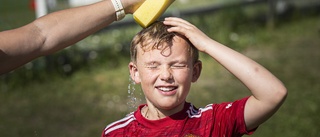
[1,0,320,137]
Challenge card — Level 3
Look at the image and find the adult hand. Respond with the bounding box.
[123,0,145,14]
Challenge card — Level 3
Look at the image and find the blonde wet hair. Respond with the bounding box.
[130,21,199,64]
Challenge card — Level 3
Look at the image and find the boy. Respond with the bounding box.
[102,17,287,137]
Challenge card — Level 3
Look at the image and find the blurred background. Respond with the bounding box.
[0,0,319,136]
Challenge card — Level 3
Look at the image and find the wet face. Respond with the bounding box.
[129,36,202,111]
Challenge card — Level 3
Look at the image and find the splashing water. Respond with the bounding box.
[127,76,143,111]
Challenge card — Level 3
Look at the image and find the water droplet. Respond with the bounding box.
[127,76,142,111]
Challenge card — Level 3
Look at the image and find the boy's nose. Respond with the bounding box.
[160,67,173,81]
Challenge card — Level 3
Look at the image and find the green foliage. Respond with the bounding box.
[185,3,269,51]
[0,0,35,30]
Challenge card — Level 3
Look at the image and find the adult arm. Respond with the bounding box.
[164,17,287,130]
[0,0,143,74]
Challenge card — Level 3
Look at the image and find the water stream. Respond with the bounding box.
[127,77,143,111]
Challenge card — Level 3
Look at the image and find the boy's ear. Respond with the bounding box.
[192,60,202,82]
[128,62,141,84]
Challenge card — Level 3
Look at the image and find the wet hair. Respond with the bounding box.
[130,21,199,64]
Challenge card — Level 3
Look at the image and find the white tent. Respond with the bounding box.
[69,0,101,7]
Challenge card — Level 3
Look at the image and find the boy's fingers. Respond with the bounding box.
[164,18,195,36]
[165,17,191,25]
[164,17,193,29]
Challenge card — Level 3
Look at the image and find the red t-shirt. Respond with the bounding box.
[102,97,255,137]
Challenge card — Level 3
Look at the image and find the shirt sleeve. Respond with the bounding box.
[234,97,258,135]
[211,97,258,136]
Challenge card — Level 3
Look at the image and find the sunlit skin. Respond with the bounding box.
[129,36,202,120]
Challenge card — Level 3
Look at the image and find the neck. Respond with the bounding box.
[142,103,185,120]
[143,106,162,120]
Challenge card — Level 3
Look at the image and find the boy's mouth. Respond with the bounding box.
[156,86,178,92]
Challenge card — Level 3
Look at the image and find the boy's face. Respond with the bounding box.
[129,36,202,111]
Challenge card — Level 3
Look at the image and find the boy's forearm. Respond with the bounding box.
[204,39,287,129]
[205,39,286,102]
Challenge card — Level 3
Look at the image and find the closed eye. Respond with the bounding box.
[146,65,158,69]
[144,62,160,69]
[171,64,187,69]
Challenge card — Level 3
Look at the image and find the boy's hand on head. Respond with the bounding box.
[164,17,211,53]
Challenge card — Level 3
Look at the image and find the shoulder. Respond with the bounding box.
[187,97,249,118]
[210,97,250,120]
[102,112,136,136]
[186,103,213,118]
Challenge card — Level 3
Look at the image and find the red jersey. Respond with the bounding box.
[102,97,256,137]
